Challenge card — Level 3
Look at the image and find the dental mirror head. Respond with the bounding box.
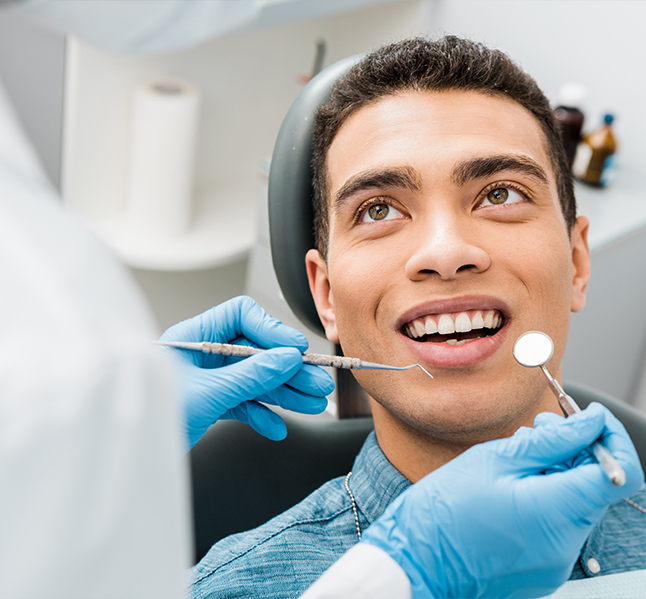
[513,331,554,368]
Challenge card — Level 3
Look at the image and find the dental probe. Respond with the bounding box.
[156,340,433,379]
[513,331,626,487]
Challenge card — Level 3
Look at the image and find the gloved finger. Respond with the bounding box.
[587,403,644,491]
[494,403,611,472]
[285,363,335,397]
[531,411,587,473]
[257,385,329,415]
[528,410,643,510]
[222,402,287,441]
[200,346,304,410]
[159,312,227,369]
[533,411,565,427]
[159,297,309,365]
[202,296,309,351]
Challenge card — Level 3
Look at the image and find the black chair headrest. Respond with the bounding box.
[268,54,363,337]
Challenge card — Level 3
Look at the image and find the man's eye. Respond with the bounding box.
[480,187,525,207]
[360,203,404,222]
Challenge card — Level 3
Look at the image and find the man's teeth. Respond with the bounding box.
[405,310,503,341]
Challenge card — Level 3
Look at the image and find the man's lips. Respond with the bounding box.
[396,297,511,367]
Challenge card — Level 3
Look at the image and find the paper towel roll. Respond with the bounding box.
[126,78,201,238]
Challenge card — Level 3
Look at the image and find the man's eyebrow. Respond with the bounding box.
[451,155,549,187]
[333,167,422,209]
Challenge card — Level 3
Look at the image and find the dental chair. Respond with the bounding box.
[189,56,646,564]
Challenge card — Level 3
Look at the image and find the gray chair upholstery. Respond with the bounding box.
[564,379,646,471]
[189,415,374,564]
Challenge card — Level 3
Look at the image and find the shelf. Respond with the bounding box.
[575,166,646,253]
[84,183,257,272]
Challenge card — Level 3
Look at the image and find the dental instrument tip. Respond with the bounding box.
[411,364,434,379]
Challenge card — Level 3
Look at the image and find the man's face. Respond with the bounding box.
[306,90,590,443]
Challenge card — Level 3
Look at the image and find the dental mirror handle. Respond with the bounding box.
[541,365,626,487]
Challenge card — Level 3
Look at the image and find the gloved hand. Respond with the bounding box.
[159,296,335,450]
[362,403,645,599]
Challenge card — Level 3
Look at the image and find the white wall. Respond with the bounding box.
[429,0,646,171]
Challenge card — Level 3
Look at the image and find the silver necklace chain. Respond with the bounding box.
[625,497,646,514]
[345,472,362,540]
[345,475,644,543]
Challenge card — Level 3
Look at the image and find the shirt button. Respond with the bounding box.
[587,558,601,574]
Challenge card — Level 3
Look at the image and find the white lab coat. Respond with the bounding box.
[0,76,191,597]
[0,2,412,598]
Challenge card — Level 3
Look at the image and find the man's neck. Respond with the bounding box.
[371,403,473,482]
[369,387,562,483]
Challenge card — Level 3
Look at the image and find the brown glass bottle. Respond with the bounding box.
[555,105,585,169]
[573,114,617,187]
[554,84,587,169]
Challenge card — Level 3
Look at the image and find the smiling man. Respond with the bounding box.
[190,37,646,599]
[305,47,588,482]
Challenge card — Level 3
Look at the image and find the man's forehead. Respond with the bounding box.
[325,88,556,198]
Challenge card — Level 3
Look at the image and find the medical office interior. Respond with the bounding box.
[2,0,646,419]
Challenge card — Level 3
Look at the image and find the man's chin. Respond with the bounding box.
[369,392,527,445]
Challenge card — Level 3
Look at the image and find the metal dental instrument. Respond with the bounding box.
[156,340,433,379]
[513,331,626,487]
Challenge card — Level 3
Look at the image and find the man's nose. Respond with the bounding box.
[404,214,491,281]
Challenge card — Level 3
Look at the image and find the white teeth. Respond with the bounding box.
[445,339,458,345]
[438,314,455,334]
[425,317,438,335]
[404,309,503,340]
[455,312,471,333]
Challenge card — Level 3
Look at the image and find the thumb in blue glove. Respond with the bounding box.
[361,403,644,599]
[159,296,335,450]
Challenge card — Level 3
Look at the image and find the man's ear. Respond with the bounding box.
[571,216,591,313]
[305,249,340,343]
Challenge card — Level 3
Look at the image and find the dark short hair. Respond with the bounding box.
[311,36,576,257]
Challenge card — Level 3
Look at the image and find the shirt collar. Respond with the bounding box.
[349,431,411,525]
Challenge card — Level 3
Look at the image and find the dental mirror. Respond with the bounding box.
[513,330,554,368]
[513,330,626,487]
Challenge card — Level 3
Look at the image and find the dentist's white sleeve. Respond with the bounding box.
[301,544,413,599]
[0,78,191,599]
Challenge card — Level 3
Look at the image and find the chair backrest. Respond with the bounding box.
[189,415,374,564]
[190,381,646,564]
[564,379,646,470]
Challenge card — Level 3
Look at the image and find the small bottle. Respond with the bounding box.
[573,114,618,187]
[554,83,587,169]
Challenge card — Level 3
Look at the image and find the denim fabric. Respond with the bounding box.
[570,489,646,579]
[189,431,646,598]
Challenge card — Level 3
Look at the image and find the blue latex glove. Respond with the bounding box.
[159,296,335,450]
[362,403,644,599]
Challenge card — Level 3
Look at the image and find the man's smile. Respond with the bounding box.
[395,296,511,368]
[403,309,504,344]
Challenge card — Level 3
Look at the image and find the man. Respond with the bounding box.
[189,35,646,597]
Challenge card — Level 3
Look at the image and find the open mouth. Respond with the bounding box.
[402,309,505,346]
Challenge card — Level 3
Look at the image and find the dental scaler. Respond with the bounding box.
[513,331,625,487]
[157,340,434,379]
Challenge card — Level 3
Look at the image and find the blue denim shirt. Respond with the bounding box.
[189,432,646,598]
